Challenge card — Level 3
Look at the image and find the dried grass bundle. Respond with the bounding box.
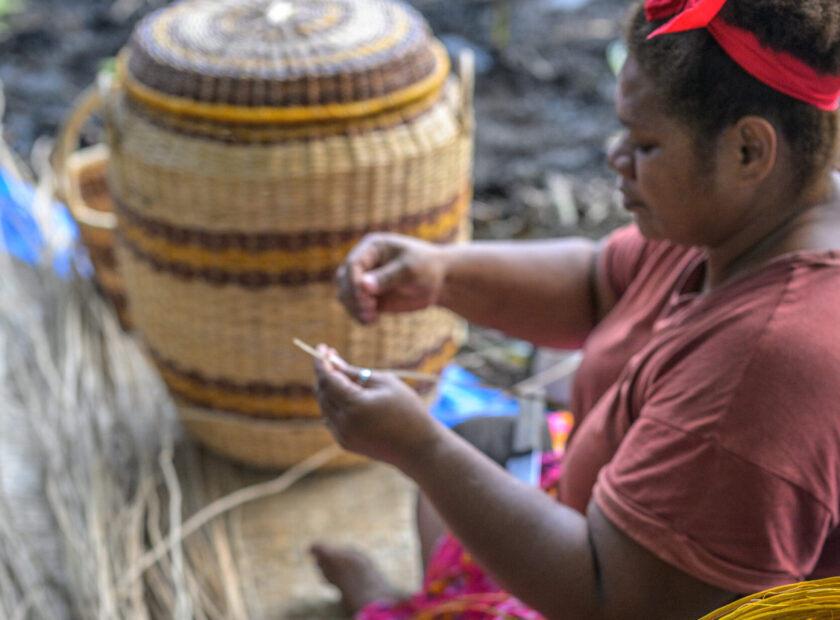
[0,236,346,619]
[0,228,185,618]
[0,91,299,618]
[0,163,344,618]
[700,577,840,619]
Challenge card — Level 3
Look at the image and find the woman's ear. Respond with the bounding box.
[726,116,778,184]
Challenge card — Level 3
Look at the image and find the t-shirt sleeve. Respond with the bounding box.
[599,224,657,300]
[594,418,832,593]
[592,329,838,593]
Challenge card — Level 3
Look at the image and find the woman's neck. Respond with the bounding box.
[703,170,840,291]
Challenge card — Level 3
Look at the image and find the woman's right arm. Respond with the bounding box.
[336,233,617,349]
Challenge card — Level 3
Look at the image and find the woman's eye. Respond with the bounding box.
[633,142,655,154]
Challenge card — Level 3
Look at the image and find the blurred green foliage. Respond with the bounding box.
[98,57,117,79]
[0,0,25,19]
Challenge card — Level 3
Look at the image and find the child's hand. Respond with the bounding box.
[313,344,443,469]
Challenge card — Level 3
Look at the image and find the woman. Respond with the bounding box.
[311,0,840,617]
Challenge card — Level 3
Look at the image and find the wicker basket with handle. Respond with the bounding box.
[105,0,475,468]
[54,85,132,329]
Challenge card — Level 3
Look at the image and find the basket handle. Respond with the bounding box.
[53,85,117,231]
[455,48,475,134]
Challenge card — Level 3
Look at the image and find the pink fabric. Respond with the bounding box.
[356,413,574,620]
[561,224,840,593]
[644,0,840,110]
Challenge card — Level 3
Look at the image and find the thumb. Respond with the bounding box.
[363,260,410,294]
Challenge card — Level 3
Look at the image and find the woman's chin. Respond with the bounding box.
[630,211,665,241]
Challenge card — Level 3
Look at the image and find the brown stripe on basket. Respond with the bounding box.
[85,243,117,270]
[115,221,461,289]
[128,43,439,109]
[127,13,437,109]
[114,191,464,251]
[151,337,457,419]
[121,86,444,144]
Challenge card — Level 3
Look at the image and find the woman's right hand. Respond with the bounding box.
[336,233,448,324]
[313,344,443,470]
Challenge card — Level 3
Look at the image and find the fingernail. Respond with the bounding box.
[361,273,378,292]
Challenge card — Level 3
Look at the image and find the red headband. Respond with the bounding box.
[645,0,840,111]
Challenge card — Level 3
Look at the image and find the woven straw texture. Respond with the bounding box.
[54,87,132,328]
[700,578,840,619]
[124,0,448,121]
[65,147,133,326]
[106,0,474,468]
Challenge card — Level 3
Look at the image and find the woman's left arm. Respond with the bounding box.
[313,350,736,620]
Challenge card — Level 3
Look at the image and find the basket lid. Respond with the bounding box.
[121,0,449,124]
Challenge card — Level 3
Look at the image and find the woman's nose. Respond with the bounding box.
[607,133,634,179]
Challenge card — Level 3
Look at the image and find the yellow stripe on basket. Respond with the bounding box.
[159,338,458,419]
[117,191,470,273]
[126,86,444,143]
[121,41,450,124]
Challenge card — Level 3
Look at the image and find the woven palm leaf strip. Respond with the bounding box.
[113,191,469,285]
[700,578,840,619]
[150,337,458,419]
[123,0,448,121]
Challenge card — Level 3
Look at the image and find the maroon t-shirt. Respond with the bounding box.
[558,224,840,593]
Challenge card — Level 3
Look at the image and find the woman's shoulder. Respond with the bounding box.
[601,223,702,300]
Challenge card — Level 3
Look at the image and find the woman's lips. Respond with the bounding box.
[622,196,645,210]
[618,183,644,210]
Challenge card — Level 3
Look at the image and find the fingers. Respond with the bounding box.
[336,236,387,324]
[313,344,383,426]
[313,345,375,448]
[336,260,378,325]
[316,344,374,385]
[364,259,408,296]
[313,346,359,396]
[335,234,406,325]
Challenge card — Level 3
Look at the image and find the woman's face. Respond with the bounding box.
[608,57,738,247]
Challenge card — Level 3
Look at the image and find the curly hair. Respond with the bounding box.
[626,0,840,191]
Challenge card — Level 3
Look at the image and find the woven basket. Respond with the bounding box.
[700,577,840,619]
[54,87,132,329]
[105,0,474,469]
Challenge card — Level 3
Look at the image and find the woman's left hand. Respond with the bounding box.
[313,344,443,469]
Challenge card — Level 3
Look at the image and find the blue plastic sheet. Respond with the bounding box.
[430,364,520,428]
[0,166,80,276]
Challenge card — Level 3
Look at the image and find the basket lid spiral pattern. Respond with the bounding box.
[123,0,449,123]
